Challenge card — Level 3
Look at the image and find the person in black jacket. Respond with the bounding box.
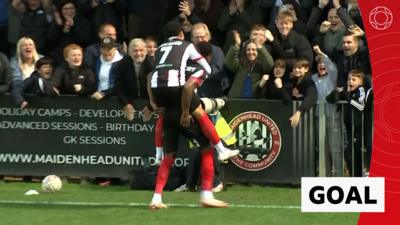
[255,58,291,104]
[288,57,317,127]
[113,38,154,121]
[326,70,368,177]
[12,57,53,108]
[0,52,12,94]
[46,44,96,96]
[47,0,92,66]
[269,10,314,70]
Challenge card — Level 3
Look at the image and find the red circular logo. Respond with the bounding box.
[369,6,393,30]
[229,111,281,171]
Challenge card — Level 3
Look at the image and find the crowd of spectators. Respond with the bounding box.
[0,0,372,177]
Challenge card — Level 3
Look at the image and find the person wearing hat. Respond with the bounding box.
[91,37,123,101]
[11,57,53,108]
[84,23,126,69]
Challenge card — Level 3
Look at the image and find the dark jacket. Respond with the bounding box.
[288,74,317,113]
[255,76,292,104]
[19,6,50,54]
[47,14,92,66]
[333,47,371,88]
[11,71,48,105]
[47,63,96,96]
[114,55,154,107]
[269,29,314,68]
[0,52,12,94]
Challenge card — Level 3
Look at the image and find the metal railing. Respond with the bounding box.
[316,101,373,177]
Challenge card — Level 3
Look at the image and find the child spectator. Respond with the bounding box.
[288,57,317,127]
[326,70,368,177]
[11,57,53,108]
[255,58,291,104]
[311,45,342,176]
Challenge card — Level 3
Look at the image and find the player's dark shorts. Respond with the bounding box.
[152,87,210,153]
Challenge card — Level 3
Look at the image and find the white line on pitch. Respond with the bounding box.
[0,200,300,209]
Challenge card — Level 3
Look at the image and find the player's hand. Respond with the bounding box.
[289,111,301,127]
[180,112,192,128]
[123,104,135,121]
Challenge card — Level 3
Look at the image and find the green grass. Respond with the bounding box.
[0,181,359,225]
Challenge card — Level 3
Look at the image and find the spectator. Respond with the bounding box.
[225,31,273,99]
[0,52,12,94]
[269,10,313,69]
[311,45,342,176]
[10,37,42,86]
[0,1,8,55]
[326,70,367,177]
[288,57,317,127]
[91,37,123,101]
[275,0,327,41]
[47,0,92,66]
[47,43,96,96]
[145,36,158,59]
[84,23,125,69]
[87,0,125,43]
[11,57,53,108]
[318,0,359,58]
[333,32,371,89]
[254,58,291,104]
[178,0,225,46]
[8,2,23,57]
[13,0,53,54]
[190,23,225,98]
[114,38,154,121]
[217,0,264,51]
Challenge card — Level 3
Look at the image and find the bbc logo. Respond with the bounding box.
[301,177,385,212]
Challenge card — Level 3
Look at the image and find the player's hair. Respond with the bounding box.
[163,21,183,39]
[195,41,212,58]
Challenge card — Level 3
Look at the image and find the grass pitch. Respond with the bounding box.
[0,181,358,225]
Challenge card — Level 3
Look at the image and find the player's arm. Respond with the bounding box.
[187,44,211,74]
